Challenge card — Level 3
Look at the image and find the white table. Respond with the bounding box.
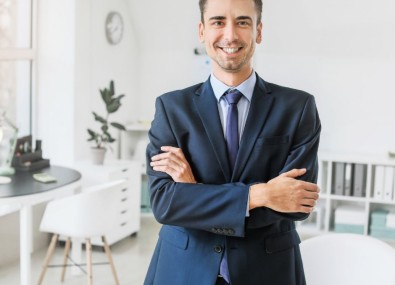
[0,166,81,285]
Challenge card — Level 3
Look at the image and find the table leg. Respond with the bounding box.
[20,205,32,285]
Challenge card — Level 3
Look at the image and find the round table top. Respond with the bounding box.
[0,165,81,198]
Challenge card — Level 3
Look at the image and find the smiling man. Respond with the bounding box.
[144,0,321,284]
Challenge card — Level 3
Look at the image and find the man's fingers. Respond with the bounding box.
[300,181,320,193]
[161,146,186,158]
[280,168,307,178]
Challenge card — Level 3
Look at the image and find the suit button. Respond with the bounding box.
[214,245,223,253]
[228,229,235,235]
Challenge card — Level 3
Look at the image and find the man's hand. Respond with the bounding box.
[249,168,319,213]
[150,146,197,183]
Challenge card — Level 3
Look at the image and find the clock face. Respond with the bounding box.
[105,12,124,45]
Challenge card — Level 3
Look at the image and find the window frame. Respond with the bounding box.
[0,0,37,136]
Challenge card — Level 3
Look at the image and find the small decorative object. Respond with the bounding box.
[0,110,18,178]
[105,11,124,45]
[12,135,50,172]
[87,80,126,165]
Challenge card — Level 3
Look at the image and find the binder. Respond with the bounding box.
[344,163,354,196]
[353,164,367,197]
[383,166,394,201]
[373,165,385,200]
[332,162,345,195]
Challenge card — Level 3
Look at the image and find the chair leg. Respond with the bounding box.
[102,236,120,285]
[60,237,71,282]
[37,234,59,285]
[86,239,93,285]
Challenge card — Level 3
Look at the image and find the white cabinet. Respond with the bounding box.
[298,153,395,243]
[73,160,141,246]
[119,123,151,213]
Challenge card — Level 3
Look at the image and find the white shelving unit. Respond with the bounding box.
[298,152,395,243]
[119,122,151,213]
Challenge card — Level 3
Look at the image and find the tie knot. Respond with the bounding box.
[224,89,243,105]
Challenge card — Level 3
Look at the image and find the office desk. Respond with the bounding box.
[0,165,81,285]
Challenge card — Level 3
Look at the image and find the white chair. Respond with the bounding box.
[37,179,128,285]
[300,233,395,285]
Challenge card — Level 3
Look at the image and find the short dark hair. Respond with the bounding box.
[199,0,262,25]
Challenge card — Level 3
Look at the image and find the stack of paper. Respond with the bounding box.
[334,205,365,234]
[370,209,395,239]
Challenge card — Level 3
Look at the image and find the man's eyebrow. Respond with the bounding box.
[236,16,253,21]
[208,15,253,21]
[208,16,226,21]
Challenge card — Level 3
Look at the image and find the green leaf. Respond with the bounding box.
[93,112,107,124]
[109,80,115,96]
[100,89,111,105]
[107,95,124,113]
[101,124,109,133]
[110,122,126,130]
[87,129,96,138]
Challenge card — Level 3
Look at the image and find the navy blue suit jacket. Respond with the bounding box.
[144,74,321,285]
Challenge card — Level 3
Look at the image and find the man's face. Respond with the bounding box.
[199,0,262,76]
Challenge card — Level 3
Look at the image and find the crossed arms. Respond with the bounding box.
[151,146,319,214]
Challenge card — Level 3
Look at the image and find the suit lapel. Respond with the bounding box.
[193,80,231,181]
[233,77,274,180]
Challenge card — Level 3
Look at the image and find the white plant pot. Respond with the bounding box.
[91,147,106,165]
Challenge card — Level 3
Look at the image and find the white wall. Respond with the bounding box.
[36,0,139,164]
[127,0,206,122]
[255,0,395,155]
[129,0,395,156]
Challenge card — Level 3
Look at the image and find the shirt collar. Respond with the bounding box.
[210,71,256,103]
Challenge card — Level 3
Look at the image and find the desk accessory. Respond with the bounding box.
[33,173,57,183]
[12,135,50,171]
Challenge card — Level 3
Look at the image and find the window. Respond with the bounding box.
[0,0,36,136]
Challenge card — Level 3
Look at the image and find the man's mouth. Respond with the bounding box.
[221,47,242,54]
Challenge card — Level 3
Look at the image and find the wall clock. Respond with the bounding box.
[105,11,124,45]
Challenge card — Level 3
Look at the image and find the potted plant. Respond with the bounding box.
[87,80,126,164]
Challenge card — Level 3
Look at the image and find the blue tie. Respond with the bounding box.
[220,89,243,284]
[224,89,243,171]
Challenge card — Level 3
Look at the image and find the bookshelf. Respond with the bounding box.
[298,152,395,242]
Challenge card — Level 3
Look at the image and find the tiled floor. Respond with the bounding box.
[0,216,161,285]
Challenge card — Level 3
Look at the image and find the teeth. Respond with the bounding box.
[222,47,239,54]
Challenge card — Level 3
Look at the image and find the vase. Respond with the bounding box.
[91,147,106,165]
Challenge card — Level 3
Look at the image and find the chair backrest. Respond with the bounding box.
[40,179,128,238]
[300,233,395,285]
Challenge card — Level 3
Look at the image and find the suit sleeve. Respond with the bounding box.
[246,95,321,229]
[147,97,250,237]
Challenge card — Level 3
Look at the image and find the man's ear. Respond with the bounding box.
[256,22,263,44]
[198,22,205,43]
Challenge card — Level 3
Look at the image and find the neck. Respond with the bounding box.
[213,68,254,87]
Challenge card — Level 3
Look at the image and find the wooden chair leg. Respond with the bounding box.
[102,236,120,285]
[60,237,71,282]
[37,234,59,285]
[86,239,93,285]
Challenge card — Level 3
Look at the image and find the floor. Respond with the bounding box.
[0,216,162,285]
[2,216,394,285]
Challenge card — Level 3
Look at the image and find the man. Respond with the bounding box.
[144,0,321,284]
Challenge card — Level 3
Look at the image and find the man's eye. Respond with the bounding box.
[238,21,249,26]
[212,21,224,26]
